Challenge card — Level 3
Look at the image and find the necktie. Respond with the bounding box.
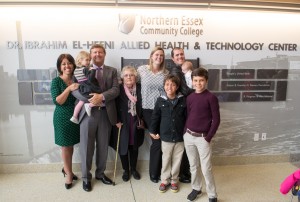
[97,67,104,90]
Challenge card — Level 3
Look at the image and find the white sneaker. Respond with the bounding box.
[84,103,91,116]
[70,116,79,124]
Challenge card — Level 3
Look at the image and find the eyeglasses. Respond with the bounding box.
[123,74,135,78]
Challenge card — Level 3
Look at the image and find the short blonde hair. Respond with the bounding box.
[75,51,90,67]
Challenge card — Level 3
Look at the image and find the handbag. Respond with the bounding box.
[136,115,146,130]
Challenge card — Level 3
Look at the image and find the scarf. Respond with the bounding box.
[124,84,137,116]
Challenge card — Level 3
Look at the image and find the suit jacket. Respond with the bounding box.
[77,65,120,125]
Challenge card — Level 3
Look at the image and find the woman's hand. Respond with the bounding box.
[116,122,123,128]
[56,83,79,105]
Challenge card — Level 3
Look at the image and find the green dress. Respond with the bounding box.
[51,77,80,146]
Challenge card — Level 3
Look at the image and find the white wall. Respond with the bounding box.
[1,6,300,164]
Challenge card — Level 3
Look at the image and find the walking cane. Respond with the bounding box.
[112,124,122,186]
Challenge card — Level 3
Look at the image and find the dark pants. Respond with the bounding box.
[120,146,139,172]
[149,138,162,178]
[143,109,162,178]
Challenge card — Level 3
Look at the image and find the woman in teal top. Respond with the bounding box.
[51,53,80,189]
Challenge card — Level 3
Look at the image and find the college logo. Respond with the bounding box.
[118,14,136,34]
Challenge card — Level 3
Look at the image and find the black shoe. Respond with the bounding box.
[150,175,159,183]
[187,189,202,201]
[179,174,191,183]
[65,182,72,189]
[62,168,78,181]
[122,170,130,182]
[62,168,66,177]
[96,175,113,185]
[83,181,91,192]
[131,169,141,180]
[209,198,217,202]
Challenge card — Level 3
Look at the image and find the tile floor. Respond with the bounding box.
[0,162,299,202]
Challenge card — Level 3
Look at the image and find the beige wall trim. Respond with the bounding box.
[212,154,290,166]
[0,154,294,174]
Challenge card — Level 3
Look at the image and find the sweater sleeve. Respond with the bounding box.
[205,94,220,142]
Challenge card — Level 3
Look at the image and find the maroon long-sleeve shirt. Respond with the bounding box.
[185,89,220,142]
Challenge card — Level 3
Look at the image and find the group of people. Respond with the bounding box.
[50,44,220,202]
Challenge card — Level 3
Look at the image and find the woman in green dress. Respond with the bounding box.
[51,53,80,189]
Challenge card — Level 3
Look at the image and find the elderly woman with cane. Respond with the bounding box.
[110,66,145,182]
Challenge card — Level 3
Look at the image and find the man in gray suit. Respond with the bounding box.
[78,44,119,192]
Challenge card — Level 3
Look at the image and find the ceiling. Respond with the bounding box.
[0,0,300,12]
[118,0,300,11]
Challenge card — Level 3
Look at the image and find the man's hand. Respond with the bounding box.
[88,93,103,106]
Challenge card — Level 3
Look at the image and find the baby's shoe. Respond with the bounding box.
[70,116,79,124]
[84,103,91,116]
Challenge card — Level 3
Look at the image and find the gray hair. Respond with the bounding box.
[120,66,140,82]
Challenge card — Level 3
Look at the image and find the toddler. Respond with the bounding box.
[181,61,193,89]
[70,51,101,124]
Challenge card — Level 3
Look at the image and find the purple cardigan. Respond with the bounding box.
[185,89,220,142]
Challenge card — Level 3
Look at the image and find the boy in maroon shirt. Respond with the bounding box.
[184,67,220,202]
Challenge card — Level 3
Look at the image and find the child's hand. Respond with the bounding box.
[150,133,160,139]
